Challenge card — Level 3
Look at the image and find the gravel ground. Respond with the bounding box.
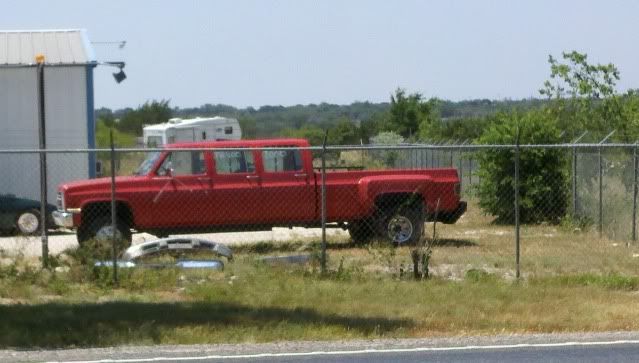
[0,227,349,259]
[1,331,638,363]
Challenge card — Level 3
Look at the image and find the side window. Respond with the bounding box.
[158,151,205,176]
[147,136,162,147]
[214,150,255,174]
[262,149,303,172]
[224,126,233,135]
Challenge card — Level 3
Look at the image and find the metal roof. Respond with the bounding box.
[0,29,96,66]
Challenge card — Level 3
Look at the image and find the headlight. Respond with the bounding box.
[57,191,65,211]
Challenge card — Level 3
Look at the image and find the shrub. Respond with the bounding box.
[476,110,568,224]
[370,131,405,167]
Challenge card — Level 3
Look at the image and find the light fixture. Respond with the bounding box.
[112,68,126,83]
[101,61,127,84]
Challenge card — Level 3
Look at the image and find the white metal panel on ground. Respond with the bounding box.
[0,29,91,65]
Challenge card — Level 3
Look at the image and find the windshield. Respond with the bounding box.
[135,152,162,176]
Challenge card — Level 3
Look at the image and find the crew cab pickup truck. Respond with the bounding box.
[53,139,466,246]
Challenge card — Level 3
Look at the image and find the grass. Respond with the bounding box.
[1,199,639,348]
[2,263,639,348]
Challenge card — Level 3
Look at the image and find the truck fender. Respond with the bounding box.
[357,175,432,212]
[79,199,135,227]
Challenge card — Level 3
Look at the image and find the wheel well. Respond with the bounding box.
[374,193,423,213]
[81,201,134,227]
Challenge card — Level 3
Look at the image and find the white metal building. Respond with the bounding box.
[0,29,97,204]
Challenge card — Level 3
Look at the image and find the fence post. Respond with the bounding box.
[458,147,463,188]
[514,130,521,280]
[430,141,436,168]
[572,147,577,218]
[597,131,616,238]
[36,57,49,268]
[110,130,118,285]
[320,131,328,274]
[571,132,587,220]
[633,142,638,244]
[449,140,455,166]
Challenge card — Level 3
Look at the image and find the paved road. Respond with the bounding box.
[0,227,349,258]
[3,332,639,363]
[219,343,639,363]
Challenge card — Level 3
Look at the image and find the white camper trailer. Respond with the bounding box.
[143,116,242,146]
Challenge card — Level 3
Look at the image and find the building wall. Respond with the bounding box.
[0,66,90,204]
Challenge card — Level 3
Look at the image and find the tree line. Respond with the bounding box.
[95,51,639,225]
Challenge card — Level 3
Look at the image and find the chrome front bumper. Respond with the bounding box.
[52,210,74,228]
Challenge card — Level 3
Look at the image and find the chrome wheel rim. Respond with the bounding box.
[17,212,39,234]
[95,225,122,242]
[387,215,413,244]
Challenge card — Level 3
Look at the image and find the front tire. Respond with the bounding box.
[15,209,41,235]
[77,215,132,249]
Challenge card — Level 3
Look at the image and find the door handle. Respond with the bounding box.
[294,173,308,178]
[246,175,260,180]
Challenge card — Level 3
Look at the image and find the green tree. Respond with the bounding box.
[476,110,568,224]
[386,88,439,140]
[116,100,173,135]
[327,117,360,145]
[539,51,626,139]
[238,116,257,139]
[281,125,326,145]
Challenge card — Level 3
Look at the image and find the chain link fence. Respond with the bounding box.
[1,143,639,281]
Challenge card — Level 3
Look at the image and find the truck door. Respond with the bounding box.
[210,149,264,225]
[141,150,213,228]
[257,147,315,223]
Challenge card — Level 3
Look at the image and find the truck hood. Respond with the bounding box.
[59,176,144,193]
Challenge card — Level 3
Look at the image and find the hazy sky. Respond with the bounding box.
[3,0,638,109]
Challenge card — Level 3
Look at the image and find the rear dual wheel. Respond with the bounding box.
[382,206,424,246]
[348,206,425,246]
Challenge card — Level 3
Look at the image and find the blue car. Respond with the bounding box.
[0,194,56,235]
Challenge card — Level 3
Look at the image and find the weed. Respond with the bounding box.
[465,268,498,283]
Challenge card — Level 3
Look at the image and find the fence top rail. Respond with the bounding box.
[1,143,639,154]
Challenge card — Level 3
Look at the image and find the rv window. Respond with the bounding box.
[262,149,303,172]
[202,131,207,140]
[157,151,206,176]
[214,151,255,174]
[224,126,233,135]
[147,136,162,147]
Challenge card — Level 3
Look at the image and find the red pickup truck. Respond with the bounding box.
[53,139,466,246]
